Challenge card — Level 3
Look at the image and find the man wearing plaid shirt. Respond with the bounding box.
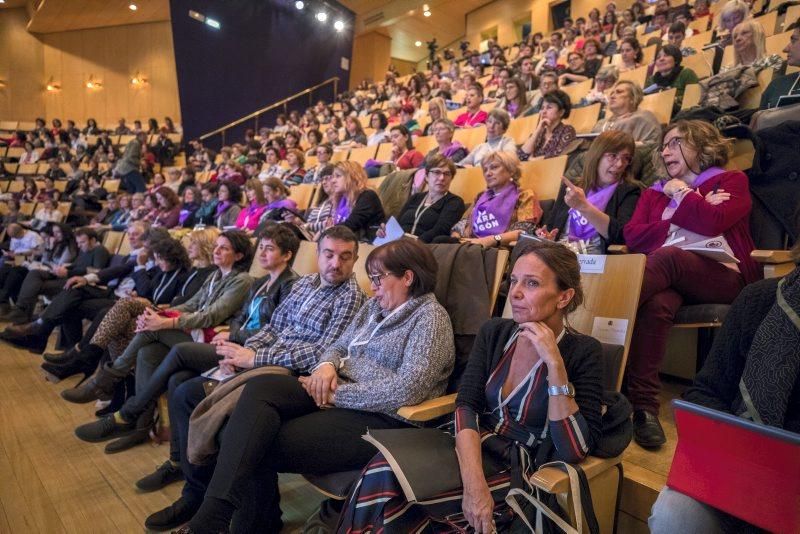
[141,226,368,532]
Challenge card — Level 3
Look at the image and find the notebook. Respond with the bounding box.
[667,399,800,533]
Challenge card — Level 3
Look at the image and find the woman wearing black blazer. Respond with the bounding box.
[379,155,467,243]
[538,130,641,254]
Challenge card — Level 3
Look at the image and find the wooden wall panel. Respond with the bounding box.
[41,21,181,126]
[350,31,392,88]
[0,8,45,121]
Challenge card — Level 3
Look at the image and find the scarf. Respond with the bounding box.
[651,166,724,213]
[215,200,232,216]
[568,182,619,241]
[179,202,199,225]
[440,140,466,159]
[652,66,684,89]
[735,268,800,427]
[335,196,351,224]
[471,183,520,237]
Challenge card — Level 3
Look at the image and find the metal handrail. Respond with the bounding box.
[199,76,340,144]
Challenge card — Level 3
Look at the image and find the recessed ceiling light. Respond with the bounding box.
[334,20,345,31]
[129,3,137,11]
[295,1,304,9]
[415,40,422,47]
[423,10,431,17]
[316,11,328,22]
[205,17,220,29]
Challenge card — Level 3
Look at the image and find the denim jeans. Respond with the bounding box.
[649,487,764,534]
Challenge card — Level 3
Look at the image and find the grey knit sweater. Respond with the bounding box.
[319,292,455,421]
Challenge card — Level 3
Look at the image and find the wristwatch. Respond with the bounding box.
[493,234,502,246]
[548,383,576,397]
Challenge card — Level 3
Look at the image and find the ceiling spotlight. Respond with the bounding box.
[129,3,137,11]
[46,76,60,92]
[423,10,431,16]
[334,20,344,31]
[295,0,304,9]
[205,17,220,29]
[316,11,327,22]
[415,40,422,47]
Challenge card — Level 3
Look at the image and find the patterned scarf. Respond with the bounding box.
[735,268,800,427]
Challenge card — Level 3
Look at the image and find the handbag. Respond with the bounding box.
[505,461,600,534]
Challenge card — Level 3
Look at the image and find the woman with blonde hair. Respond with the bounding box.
[623,120,758,448]
[421,97,448,136]
[715,0,750,47]
[731,19,773,67]
[449,150,542,247]
[537,130,642,253]
[328,160,385,240]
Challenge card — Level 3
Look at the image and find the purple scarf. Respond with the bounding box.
[471,184,520,237]
[215,200,232,216]
[440,141,466,159]
[335,197,351,224]
[267,198,297,210]
[650,166,725,209]
[568,183,619,241]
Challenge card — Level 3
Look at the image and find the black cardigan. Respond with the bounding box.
[542,181,641,252]
[397,192,466,243]
[340,189,385,241]
[170,265,217,306]
[684,276,800,432]
[228,268,298,345]
[455,318,604,454]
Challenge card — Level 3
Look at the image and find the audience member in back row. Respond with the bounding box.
[454,84,489,128]
[593,80,663,147]
[424,118,468,164]
[60,230,254,405]
[459,109,517,167]
[329,161,385,241]
[234,179,267,232]
[449,151,542,248]
[645,45,699,114]
[174,238,455,534]
[623,120,760,449]
[518,90,577,161]
[284,166,335,236]
[142,226,368,531]
[649,243,800,533]
[537,131,642,254]
[214,181,242,229]
[339,240,603,532]
[377,155,466,243]
[760,20,800,109]
[72,224,300,453]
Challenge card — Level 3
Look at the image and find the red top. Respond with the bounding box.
[624,170,761,284]
[395,149,424,170]
[454,110,488,128]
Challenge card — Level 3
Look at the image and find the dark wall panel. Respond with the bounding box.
[170,0,353,145]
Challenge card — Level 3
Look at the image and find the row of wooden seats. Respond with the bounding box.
[0,200,72,219]
[0,178,120,194]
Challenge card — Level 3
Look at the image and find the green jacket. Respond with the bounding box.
[646,67,700,114]
[173,269,253,329]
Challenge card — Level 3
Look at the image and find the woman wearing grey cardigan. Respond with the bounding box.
[176,238,455,533]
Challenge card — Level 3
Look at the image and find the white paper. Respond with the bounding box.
[577,254,607,274]
[591,317,629,346]
[373,216,405,246]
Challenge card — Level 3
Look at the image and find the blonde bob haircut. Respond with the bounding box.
[427,97,448,122]
[581,130,637,191]
[480,150,522,183]
[332,160,369,209]
[717,0,751,32]
[655,120,733,173]
[732,20,766,66]
[613,80,644,110]
[187,226,221,267]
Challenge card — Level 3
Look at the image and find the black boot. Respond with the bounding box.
[41,358,98,385]
[105,409,154,454]
[60,363,123,404]
[0,319,52,353]
[43,343,81,364]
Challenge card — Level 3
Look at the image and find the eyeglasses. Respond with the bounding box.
[428,169,453,178]
[661,137,684,152]
[367,272,391,287]
[604,152,632,165]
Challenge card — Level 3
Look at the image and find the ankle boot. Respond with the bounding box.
[60,364,123,404]
[43,344,81,364]
[41,358,98,384]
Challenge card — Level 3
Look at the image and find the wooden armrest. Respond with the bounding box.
[607,245,629,254]
[529,455,621,494]
[750,249,793,264]
[396,393,457,422]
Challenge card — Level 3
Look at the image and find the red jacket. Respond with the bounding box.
[624,170,761,284]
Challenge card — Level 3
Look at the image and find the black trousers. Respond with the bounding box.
[0,265,28,303]
[40,285,115,344]
[16,270,65,314]
[180,374,408,521]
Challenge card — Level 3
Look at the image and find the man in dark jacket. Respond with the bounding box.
[0,227,110,324]
[0,222,158,350]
